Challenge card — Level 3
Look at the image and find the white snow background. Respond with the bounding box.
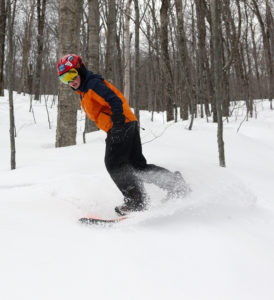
[0,91,274,300]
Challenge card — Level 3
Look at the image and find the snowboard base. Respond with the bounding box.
[79,216,128,225]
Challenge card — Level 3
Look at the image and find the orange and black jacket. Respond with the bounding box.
[76,71,136,132]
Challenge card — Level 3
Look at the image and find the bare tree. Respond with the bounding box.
[251,0,273,109]
[19,0,35,95]
[160,0,174,122]
[133,0,140,123]
[115,5,123,90]
[0,0,6,96]
[265,0,274,109]
[211,0,226,167]
[33,0,47,100]
[175,0,195,125]
[56,0,82,147]
[7,0,17,170]
[195,0,210,118]
[123,0,132,102]
[83,0,100,140]
[105,0,116,82]
[87,0,100,72]
[250,19,262,99]
[148,0,163,113]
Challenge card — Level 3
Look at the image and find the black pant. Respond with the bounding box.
[104,121,176,204]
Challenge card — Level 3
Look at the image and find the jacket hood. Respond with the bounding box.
[77,71,104,93]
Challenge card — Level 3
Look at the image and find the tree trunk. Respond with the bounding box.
[252,0,274,109]
[56,0,82,148]
[114,8,123,91]
[88,0,99,72]
[175,0,195,123]
[84,0,100,137]
[265,0,274,109]
[19,0,35,95]
[105,0,116,82]
[0,0,6,96]
[211,0,226,167]
[203,2,218,122]
[160,0,174,122]
[7,0,17,170]
[33,0,47,100]
[149,0,162,113]
[123,0,132,102]
[195,0,210,117]
[133,0,140,123]
[243,2,253,117]
[250,20,262,99]
[146,22,154,112]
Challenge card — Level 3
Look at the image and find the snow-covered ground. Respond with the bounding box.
[0,92,274,300]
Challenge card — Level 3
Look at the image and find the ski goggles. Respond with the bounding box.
[59,68,78,85]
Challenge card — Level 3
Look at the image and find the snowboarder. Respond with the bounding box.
[57,54,187,216]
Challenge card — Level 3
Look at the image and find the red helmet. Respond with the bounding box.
[57,54,82,76]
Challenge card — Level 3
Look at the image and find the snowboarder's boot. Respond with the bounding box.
[115,198,147,216]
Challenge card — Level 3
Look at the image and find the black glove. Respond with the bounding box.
[109,112,126,144]
[111,112,125,126]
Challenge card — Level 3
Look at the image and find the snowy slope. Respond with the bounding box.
[0,92,274,300]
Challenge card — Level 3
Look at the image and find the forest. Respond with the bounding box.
[1,0,273,167]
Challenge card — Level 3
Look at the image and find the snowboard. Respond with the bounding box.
[79,215,128,225]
